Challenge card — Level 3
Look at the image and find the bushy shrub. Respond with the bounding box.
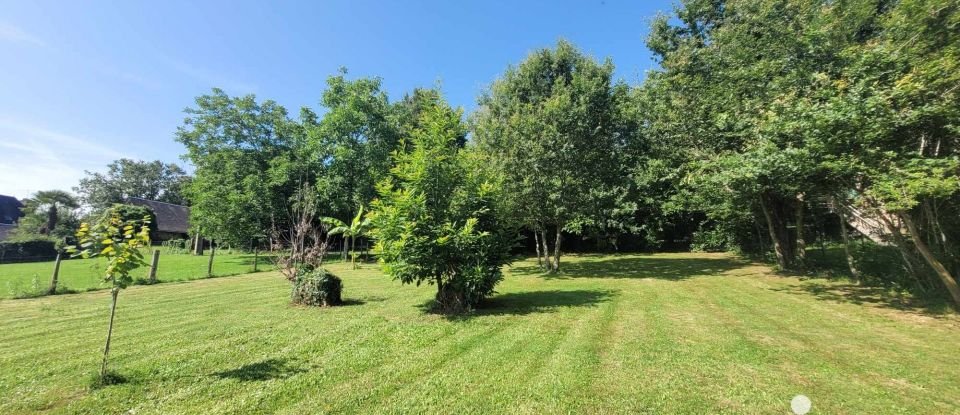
[291,267,343,307]
[0,236,58,262]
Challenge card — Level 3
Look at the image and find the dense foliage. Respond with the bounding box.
[75,158,191,210]
[0,237,58,262]
[641,0,960,303]
[290,266,343,307]
[166,0,959,307]
[369,97,515,313]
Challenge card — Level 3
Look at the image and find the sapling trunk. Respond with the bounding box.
[553,225,562,273]
[48,253,62,295]
[351,236,357,269]
[100,287,120,379]
[540,228,552,271]
[795,194,806,268]
[207,240,216,277]
[534,229,542,268]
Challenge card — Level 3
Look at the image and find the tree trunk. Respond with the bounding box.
[193,232,204,256]
[100,287,120,379]
[552,225,562,273]
[534,228,542,268]
[795,193,806,268]
[835,202,860,283]
[48,253,62,295]
[901,213,960,306]
[759,195,792,270]
[540,228,552,272]
[350,235,357,269]
[875,210,923,281]
[207,240,216,277]
[45,206,58,235]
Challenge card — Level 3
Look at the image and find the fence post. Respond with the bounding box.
[48,253,62,295]
[148,249,160,284]
[253,245,259,272]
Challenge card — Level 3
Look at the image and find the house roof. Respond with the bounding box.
[126,197,190,234]
[0,194,23,225]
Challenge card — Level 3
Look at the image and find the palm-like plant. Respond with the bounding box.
[23,190,80,235]
[323,206,370,269]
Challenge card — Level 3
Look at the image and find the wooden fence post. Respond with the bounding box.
[148,249,160,284]
[48,253,62,295]
[253,245,259,272]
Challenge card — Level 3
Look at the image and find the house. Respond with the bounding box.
[0,194,23,225]
[0,194,23,242]
[126,197,191,241]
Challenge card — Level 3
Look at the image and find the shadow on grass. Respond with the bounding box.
[511,255,749,281]
[421,289,618,320]
[771,282,954,316]
[340,296,386,306]
[213,358,306,381]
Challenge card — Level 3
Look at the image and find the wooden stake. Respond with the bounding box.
[148,249,160,284]
[48,253,62,295]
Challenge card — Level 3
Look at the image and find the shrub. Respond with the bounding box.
[291,267,343,307]
[0,236,59,262]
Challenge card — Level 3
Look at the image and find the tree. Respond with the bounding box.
[369,95,514,313]
[324,205,370,269]
[313,70,402,222]
[19,190,80,238]
[75,159,191,210]
[67,212,151,382]
[474,40,638,272]
[176,88,300,247]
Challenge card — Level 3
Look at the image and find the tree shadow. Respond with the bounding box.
[421,289,618,320]
[511,255,749,281]
[770,282,954,317]
[212,358,306,381]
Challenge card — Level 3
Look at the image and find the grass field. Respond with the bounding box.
[0,250,270,299]
[2,253,959,414]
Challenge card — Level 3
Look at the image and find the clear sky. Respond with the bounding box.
[0,0,670,199]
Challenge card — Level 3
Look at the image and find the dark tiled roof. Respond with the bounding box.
[0,194,23,225]
[127,197,190,234]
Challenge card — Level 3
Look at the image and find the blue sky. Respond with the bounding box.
[0,0,670,199]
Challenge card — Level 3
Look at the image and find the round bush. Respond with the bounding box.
[291,268,343,307]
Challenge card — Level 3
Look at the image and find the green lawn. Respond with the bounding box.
[0,249,270,299]
[2,253,958,414]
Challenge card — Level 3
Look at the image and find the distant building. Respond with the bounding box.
[0,194,23,225]
[126,197,191,241]
[0,195,23,242]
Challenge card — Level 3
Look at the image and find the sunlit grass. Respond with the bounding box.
[0,249,272,299]
[1,253,958,413]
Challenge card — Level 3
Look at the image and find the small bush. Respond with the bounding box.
[291,268,343,307]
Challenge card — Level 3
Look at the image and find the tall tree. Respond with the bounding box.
[75,159,191,210]
[313,71,402,222]
[176,88,299,246]
[474,40,638,271]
